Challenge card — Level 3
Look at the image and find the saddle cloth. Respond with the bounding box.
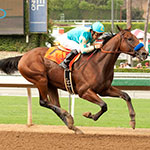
[44,46,81,70]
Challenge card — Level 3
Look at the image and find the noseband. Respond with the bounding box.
[101,31,144,55]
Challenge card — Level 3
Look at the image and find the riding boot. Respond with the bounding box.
[60,49,78,69]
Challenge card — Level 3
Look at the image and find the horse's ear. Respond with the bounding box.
[127,25,132,31]
[116,25,122,31]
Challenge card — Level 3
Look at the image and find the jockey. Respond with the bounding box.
[57,21,105,69]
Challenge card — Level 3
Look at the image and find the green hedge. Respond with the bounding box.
[59,22,150,33]
[0,34,53,52]
[0,1,54,52]
[103,22,150,33]
[114,68,150,73]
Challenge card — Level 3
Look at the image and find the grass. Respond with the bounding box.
[0,96,150,128]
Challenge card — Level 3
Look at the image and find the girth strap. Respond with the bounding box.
[64,69,75,94]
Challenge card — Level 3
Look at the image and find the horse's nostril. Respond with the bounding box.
[147,52,149,56]
[142,52,148,59]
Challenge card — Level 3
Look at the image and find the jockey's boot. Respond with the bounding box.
[60,49,78,69]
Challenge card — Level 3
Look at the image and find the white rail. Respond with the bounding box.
[54,19,146,23]
[1,72,150,125]
[0,75,35,126]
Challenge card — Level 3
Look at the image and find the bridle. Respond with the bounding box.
[100,31,143,55]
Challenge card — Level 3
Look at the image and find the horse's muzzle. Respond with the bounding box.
[135,50,149,61]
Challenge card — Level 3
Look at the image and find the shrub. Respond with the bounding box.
[0,0,54,52]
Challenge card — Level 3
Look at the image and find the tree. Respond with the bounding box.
[122,8,144,20]
[144,0,150,46]
[126,0,132,66]
[85,0,108,5]
[79,1,96,10]
[48,0,64,11]
[63,0,79,10]
[106,0,124,9]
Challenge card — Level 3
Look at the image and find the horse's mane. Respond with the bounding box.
[102,32,116,45]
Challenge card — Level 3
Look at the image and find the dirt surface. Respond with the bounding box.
[0,124,150,150]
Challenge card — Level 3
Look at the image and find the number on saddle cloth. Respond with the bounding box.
[44,47,70,64]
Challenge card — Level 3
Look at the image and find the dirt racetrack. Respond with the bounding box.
[0,124,150,150]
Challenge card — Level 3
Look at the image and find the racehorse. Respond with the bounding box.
[0,26,148,134]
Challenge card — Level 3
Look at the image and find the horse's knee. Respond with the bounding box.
[102,103,107,112]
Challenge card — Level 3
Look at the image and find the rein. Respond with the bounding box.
[100,48,121,54]
[100,31,140,55]
[75,50,98,70]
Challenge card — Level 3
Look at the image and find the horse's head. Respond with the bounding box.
[117,25,149,61]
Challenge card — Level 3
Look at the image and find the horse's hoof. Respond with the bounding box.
[75,128,84,134]
[130,120,136,129]
[83,112,91,118]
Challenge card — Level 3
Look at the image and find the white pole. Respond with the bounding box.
[26,34,29,43]
[71,95,75,117]
[111,0,114,33]
[68,94,71,114]
[82,20,85,27]
[144,0,150,46]
[27,88,32,126]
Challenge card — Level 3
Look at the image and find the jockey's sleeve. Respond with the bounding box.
[79,35,94,54]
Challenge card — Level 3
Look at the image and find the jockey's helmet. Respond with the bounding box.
[92,22,105,33]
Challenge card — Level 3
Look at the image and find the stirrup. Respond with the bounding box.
[59,61,69,69]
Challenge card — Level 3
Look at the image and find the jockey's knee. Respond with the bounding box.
[72,49,79,54]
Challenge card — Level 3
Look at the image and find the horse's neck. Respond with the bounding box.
[102,34,120,62]
[95,35,120,72]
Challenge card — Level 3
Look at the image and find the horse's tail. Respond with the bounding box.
[0,56,22,74]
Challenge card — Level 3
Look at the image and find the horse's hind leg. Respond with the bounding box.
[80,89,107,121]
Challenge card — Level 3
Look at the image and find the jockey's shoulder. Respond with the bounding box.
[69,27,90,33]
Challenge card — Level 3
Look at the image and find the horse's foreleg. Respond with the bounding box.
[80,89,107,121]
[101,86,135,129]
[40,98,83,134]
[38,84,83,134]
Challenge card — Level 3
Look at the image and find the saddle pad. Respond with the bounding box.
[44,46,70,64]
[45,46,81,70]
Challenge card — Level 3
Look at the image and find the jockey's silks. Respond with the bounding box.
[67,27,95,46]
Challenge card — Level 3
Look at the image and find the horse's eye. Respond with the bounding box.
[128,38,132,41]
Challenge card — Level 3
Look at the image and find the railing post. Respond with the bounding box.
[71,95,75,117]
[68,94,71,114]
[27,88,32,126]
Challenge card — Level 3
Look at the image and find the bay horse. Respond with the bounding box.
[0,26,148,134]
